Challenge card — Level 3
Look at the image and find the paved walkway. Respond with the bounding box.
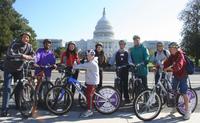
[0,109,199,123]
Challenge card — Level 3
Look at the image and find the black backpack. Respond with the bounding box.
[154,50,168,57]
[184,55,195,74]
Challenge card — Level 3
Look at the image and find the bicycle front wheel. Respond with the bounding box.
[134,89,162,121]
[94,86,121,114]
[18,82,36,117]
[38,81,53,106]
[177,88,198,115]
[45,86,73,115]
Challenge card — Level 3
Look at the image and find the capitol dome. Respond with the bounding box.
[93,8,114,39]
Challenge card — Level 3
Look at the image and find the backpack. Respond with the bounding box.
[154,50,168,57]
[184,55,195,74]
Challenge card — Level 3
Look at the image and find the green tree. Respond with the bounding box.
[0,0,37,58]
[54,47,65,59]
[179,0,200,66]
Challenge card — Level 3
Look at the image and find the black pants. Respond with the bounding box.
[98,68,103,88]
[136,75,148,90]
[119,67,129,100]
[155,70,160,85]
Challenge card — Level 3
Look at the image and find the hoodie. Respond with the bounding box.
[74,57,99,85]
[4,40,34,72]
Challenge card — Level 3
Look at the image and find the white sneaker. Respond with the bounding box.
[80,110,93,118]
[170,108,177,115]
[183,110,191,120]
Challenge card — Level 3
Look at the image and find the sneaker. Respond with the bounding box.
[170,108,177,115]
[0,111,8,117]
[80,110,93,118]
[183,110,191,120]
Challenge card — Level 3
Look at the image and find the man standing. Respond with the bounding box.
[109,40,132,103]
[1,32,34,116]
[129,35,149,90]
[34,39,57,92]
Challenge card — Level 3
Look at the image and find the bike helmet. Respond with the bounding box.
[43,39,52,44]
[95,42,103,48]
[168,42,179,48]
[87,49,95,56]
[157,41,164,47]
[21,31,31,38]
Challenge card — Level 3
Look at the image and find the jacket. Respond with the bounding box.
[95,50,106,68]
[4,40,34,72]
[60,51,80,67]
[74,57,99,85]
[163,50,187,79]
[34,48,56,77]
[129,44,149,76]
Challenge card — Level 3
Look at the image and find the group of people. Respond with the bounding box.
[1,32,191,120]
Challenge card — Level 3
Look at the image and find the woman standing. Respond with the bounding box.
[94,42,107,88]
[60,41,80,94]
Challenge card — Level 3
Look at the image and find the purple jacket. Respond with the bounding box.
[35,48,56,77]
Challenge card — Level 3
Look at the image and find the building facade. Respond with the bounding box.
[71,8,125,58]
[37,39,63,50]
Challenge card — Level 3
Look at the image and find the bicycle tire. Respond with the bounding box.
[78,87,87,109]
[45,85,73,115]
[177,88,198,115]
[128,78,134,101]
[18,82,36,117]
[55,78,62,86]
[134,89,162,121]
[94,86,121,114]
[38,81,53,106]
[134,79,144,97]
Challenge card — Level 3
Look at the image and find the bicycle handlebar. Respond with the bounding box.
[116,62,144,70]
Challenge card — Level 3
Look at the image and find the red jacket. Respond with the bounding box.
[163,50,187,79]
[60,51,80,67]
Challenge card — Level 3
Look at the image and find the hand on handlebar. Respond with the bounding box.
[22,54,34,60]
[163,66,173,72]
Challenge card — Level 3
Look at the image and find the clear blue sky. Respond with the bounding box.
[13,0,188,43]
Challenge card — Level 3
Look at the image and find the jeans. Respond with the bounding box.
[2,70,22,112]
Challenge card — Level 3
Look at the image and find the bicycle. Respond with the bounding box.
[45,65,121,115]
[133,71,198,121]
[114,63,145,103]
[128,63,146,101]
[33,64,54,108]
[3,60,36,117]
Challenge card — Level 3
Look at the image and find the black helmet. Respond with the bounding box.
[168,42,179,48]
[95,42,103,48]
[43,39,52,44]
[21,31,31,38]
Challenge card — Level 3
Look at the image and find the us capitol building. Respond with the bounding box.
[73,8,132,58]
